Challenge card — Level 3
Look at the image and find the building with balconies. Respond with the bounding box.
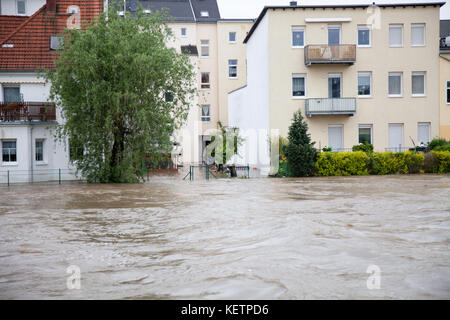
[228,2,443,172]
[0,0,104,182]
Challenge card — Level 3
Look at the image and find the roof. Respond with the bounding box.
[110,0,220,22]
[244,2,446,43]
[0,15,29,40]
[0,1,104,72]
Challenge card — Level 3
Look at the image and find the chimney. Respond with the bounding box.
[47,0,57,12]
[290,1,298,6]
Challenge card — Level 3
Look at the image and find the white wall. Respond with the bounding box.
[228,14,272,174]
[0,0,46,15]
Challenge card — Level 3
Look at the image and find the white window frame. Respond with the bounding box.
[388,123,404,151]
[357,72,372,98]
[292,74,306,99]
[358,124,373,144]
[328,73,342,98]
[291,26,305,48]
[388,72,403,97]
[17,0,26,15]
[200,72,210,90]
[411,71,426,97]
[35,139,46,164]
[446,80,450,104]
[389,24,403,47]
[1,139,18,165]
[181,28,187,37]
[200,40,209,57]
[328,25,341,45]
[201,105,210,122]
[228,59,238,79]
[411,23,425,47]
[357,25,371,47]
[229,32,236,43]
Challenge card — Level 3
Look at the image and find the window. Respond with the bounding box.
[328,25,341,45]
[292,74,306,97]
[69,140,83,161]
[35,140,44,162]
[2,140,17,163]
[201,72,210,89]
[200,11,209,17]
[446,80,450,104]
[418,123,430,146]
[388,72,402,97]
[200,40,209,57]
[229,32,236,43]
[228,59,238,78]
[412,72,426,96]
[17,0,25,14]
[411,24,425,46]
[165,90,174,103]
[201,105,210,122]
[358,26,371,47]
[3,86,21,103]
[181,28,187,37]
[358,72,371,97]
[328,73,342,98]
[292,26,305,47]
[389,24,403,47]
[359,125,373,144]
[50,35,63,50]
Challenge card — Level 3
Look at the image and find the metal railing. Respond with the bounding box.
[385,147,411,153]
[305,44,356,65]
[0,168,82,186]
[0,102,56,122]
[306,98,356,116]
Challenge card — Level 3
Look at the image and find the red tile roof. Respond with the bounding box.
[0,1,104,71]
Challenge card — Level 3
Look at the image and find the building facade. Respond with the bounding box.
[229,2,443,172]
[439,19,450,140]
[0,0,104,183]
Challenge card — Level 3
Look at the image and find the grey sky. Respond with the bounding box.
[217,0,450,19]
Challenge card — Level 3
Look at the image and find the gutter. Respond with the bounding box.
[439,53,450,61]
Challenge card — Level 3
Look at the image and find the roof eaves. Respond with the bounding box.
[244,2,446,44]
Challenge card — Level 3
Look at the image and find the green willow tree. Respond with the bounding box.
[45,7,196,183]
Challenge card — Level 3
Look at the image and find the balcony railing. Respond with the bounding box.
[305,98,356,117]
[305,44,356,65]
[0,102,56,122]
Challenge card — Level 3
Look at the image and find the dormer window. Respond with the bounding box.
[17,0,26,15]
[200,11,209,17]
[67,6,80,14]
[50,35,63,50]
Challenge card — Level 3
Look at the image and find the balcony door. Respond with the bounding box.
[328,74,342,98]
[328,25,341,45]
[328,125,343,151]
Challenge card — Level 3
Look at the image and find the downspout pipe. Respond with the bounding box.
[30,125,33,183]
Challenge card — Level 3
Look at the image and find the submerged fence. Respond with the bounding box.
[0,169,82,186]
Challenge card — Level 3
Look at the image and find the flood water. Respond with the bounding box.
[0,174,449,299]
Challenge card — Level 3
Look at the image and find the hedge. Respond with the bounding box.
[315,151,450,176]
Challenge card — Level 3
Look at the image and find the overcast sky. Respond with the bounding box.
[217,0,450,20]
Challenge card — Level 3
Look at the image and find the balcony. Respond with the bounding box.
[304,44,356,66]
[0,102,56,122]
[305,98,356,117]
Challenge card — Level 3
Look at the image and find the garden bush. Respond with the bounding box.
[427,138,449,151]
[315,151,369,176]
[352,142,374,154]
[432,151,450,173]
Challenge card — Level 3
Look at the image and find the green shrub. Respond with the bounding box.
[367,151,424,175]
[315,151,369,176]
[423,152,439,173]
[427,138,449,151]
[352,142,374,154]
[434,144,450,152]
[432,151,450,173]
[322,146,332,152]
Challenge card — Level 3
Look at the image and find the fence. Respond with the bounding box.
[0,168,82,186]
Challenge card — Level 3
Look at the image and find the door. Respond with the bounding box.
[388,124,403,151]
[328,74,341,98]
[328,125,343,151]
[328,25,341,45]
[417,123,430,146]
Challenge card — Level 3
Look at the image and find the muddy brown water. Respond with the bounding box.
[0,175,449,299]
